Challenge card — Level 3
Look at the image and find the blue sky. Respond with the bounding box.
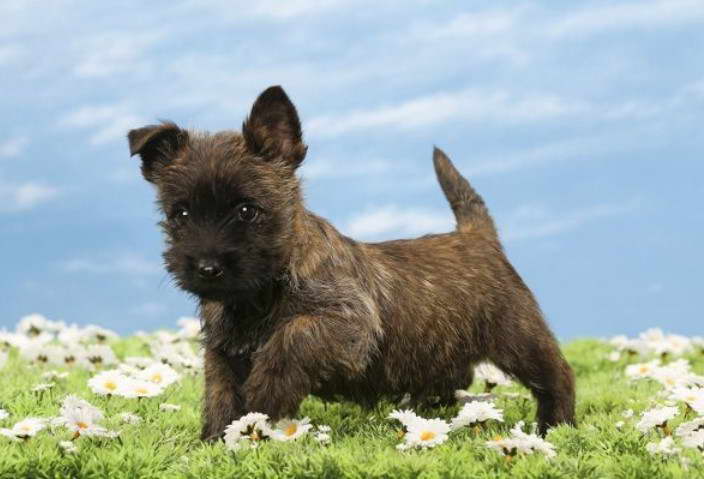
[1,0,702,339]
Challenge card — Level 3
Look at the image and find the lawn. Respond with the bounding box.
[0,319,702,479]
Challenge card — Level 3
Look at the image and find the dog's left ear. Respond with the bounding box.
[242,86,307,169]
[128,122,188,183]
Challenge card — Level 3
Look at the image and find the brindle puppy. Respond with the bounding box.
[128,86,576,440]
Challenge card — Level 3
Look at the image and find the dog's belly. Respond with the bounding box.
[312,327,479,406]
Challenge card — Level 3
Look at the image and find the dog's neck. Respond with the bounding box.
[286,205,356,286]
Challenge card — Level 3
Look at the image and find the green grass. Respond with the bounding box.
[1,338,703,479]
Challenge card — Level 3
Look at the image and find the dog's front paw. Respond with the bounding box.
[200,431,223,443]
[244,372,307,421]
[200,421,229,443]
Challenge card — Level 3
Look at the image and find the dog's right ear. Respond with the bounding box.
[128,122,188,183]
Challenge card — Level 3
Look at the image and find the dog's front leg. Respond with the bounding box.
[201,348,250,441]
[244,314,372,420]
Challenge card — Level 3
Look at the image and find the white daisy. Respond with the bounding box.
[646,436,680,456]
[454,390,496,404]
[625,360,660,380]
[58,440,78,454]
[681,430,704,451]
[80,325,118,343]
[32,382,55,393]
[42,371,69,380]
[608,351,621,362]
[224,413,273,448]
[150,342,200,369]
[615,421,625,430]
[120,379,164,398]
[82,344,118,368]
[0,418,46,440]
[397,418,450,450]
[137,363,180,388]
[61,395,102,417]
[117,364,143,377]
[314,425,332,444]
[0,409,8,421]
[153,330,180,345]
[58,396,103,421]
[20,344,62,365]
[635,406,678,433]
[675,417,704,437]
[16,313,61,337]
[692,398,704,415]
[117,412,142,425]
[123,356,154,369]
[451,401,504,430]
[314,431,331,444]
[57,405,107,438]
[56,346,86,368]
[388,409,420,431]
[651,361,697,390]
[88,370,131,396]
[177,317,201,339]
[486,435,522,458]
[159,403,182,412]
[56,325,84,345]
[474,363,512,390]
[669,386,704,409]
[271,417,312,441]
[508,421,557,458]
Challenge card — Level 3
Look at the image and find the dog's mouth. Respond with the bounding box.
[179,276,263,303]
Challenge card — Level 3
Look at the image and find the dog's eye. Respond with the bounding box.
[237,204,258,222]
[171,206,190,225]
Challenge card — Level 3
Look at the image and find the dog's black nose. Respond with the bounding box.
[197,259,223,280]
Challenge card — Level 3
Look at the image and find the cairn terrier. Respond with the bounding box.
[128,86,575,440]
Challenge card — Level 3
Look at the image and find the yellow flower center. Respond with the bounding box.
[285,424,298,437]
[20,425,31,432]
[419,431,436,441]
[76,421,88,430]
[104,381,117,391]
[639,366,648,374]
[151,373,162,383]
[136,387,148,395]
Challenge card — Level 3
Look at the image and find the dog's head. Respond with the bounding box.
[128,86,307,301]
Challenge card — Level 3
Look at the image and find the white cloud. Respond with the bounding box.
[59,104,146,145]
[342,198,640,243]
[300,158,392,180]
[501,199,641,242]
[0,44,24,66]
[0,181,59,212]
[0,136,29,158]
[185,0,423,20]
[344,205,453,240]
[549,0,704,37]
[307,88,586,137]
[420,9,518,39]
[73,31,165,78]
[60,254,161,275]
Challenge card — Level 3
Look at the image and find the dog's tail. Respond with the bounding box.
[433,147,497,236]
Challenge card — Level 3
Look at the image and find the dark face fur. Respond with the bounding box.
[128,87,307,302]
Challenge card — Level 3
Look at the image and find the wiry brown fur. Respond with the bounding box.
[128,86,576,441]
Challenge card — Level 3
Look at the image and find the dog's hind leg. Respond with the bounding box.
[487,313,576,436]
